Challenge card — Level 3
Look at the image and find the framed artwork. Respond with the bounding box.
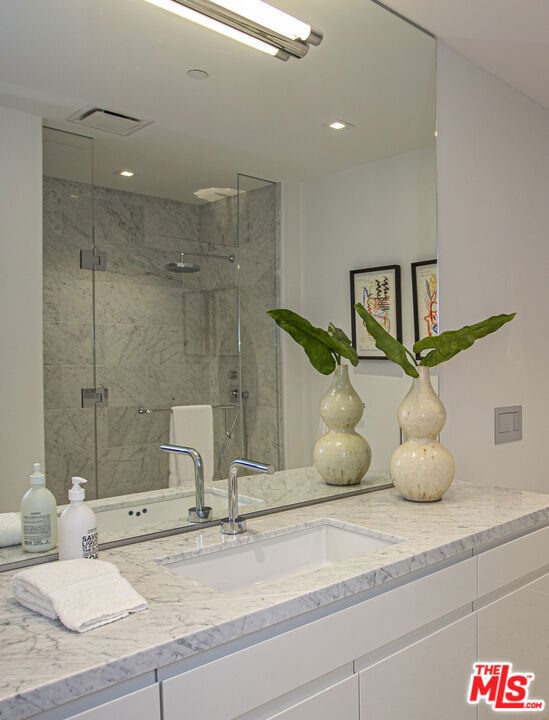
[350,264,402,359]
[411,260,438,351]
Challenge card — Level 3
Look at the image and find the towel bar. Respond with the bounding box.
[137,404,237,414]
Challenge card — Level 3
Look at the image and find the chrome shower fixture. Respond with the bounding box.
[165,253,200,273]
[164,251,236,273]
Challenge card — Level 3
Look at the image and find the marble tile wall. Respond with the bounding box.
[43,176,280,503]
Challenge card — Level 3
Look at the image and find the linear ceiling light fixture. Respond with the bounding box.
[143,0,322,60]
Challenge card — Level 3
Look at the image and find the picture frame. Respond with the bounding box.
[350,264,402,359]
[411,259,438,353]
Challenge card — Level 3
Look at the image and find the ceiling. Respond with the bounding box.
[0,1,545,204]
[383,0,549,112]
[0,0,435,203]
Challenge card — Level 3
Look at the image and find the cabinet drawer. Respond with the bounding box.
[477,526,549,598]
[477,572,549,719]
[67,685,161,720]
[162,558,475,719]
[359,614,477,720]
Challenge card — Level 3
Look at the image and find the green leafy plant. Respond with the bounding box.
[354,303,516,378]
[267,309,358,375]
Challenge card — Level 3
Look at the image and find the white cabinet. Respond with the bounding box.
[476,528,549,720]
[160,558,476,720]
[359,614,477,720]
[66,684,161,720]
[28,525,548,720]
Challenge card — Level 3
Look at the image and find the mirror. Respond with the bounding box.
[0,0,436,566]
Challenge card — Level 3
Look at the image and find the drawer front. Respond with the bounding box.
[67,685,161,720]
[162,558,475,719]
[477,572,549,719]
[477,526,549,598]
[359,614,477,720]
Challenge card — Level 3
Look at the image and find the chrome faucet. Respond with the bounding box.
[221,458,275,535]
[160,444,213,523]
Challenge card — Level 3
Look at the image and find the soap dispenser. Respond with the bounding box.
[20,463,58,552]
[58,477,98,560]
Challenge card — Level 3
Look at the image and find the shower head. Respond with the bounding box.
[165,251,237,274]
[165,253,200,273]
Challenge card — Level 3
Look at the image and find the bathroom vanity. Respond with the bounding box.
[0,477,547,720]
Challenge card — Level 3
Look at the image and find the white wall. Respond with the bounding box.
[282,146,437,472]
[0,106,44,511]
[436,44,549,493]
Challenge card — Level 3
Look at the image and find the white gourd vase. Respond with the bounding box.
[313,364,372,485]
[390,366,455,501]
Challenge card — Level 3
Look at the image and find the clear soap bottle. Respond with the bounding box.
[58,477,98,560]
[20,463,58,552]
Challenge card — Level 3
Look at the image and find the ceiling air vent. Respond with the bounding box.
[66,107,152,136]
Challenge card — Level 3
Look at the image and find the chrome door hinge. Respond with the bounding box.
[80,248,107,271]
[81,386,109,408]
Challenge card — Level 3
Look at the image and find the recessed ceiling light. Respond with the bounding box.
[194,187,240,202]
[328,120,354,130]
[116,169,136,177]
[187,68,210,80]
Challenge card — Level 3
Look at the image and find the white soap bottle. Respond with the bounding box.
[20,463,58,552]
[58,477,98,560]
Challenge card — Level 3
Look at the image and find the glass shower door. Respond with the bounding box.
[42,128,98,502]
[237,173,282,470]
[91,178,243,496]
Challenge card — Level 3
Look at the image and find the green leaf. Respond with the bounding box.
[354,303,419,378]
[415,313,516,367]
[267,309,358,374]
[327,323,359,366]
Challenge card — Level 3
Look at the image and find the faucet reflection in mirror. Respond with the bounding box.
[355,305,516,501]
[267,309,371,486]
[160,444,213,522]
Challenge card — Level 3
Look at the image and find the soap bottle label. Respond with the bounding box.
[82,528,98,559]
[22,512,53,547]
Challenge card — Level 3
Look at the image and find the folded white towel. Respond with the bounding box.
[11,559,148,632]
[0,513,22,547]
[169,404,214,487]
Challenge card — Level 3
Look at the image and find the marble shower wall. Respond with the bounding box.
[43,176,279,503]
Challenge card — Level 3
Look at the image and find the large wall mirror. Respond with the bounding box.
[0,0,436,565]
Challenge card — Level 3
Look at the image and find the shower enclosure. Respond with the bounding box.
[42,128,281,503]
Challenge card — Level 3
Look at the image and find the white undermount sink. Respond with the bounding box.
[159,519,405,592]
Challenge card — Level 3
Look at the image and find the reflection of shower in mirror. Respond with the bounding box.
[164,251,237,273]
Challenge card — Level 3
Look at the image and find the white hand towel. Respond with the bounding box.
[168,405,214,487]
[11,559,148,632]
[0,513,22,547]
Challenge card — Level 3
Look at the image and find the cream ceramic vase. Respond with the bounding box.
[390,366,455,502]
[313,364,371,485]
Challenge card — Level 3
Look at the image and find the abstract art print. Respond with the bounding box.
[411,259,438,351]
[350,265,402,359]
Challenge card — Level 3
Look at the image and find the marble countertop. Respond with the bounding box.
[0,476,548,719]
